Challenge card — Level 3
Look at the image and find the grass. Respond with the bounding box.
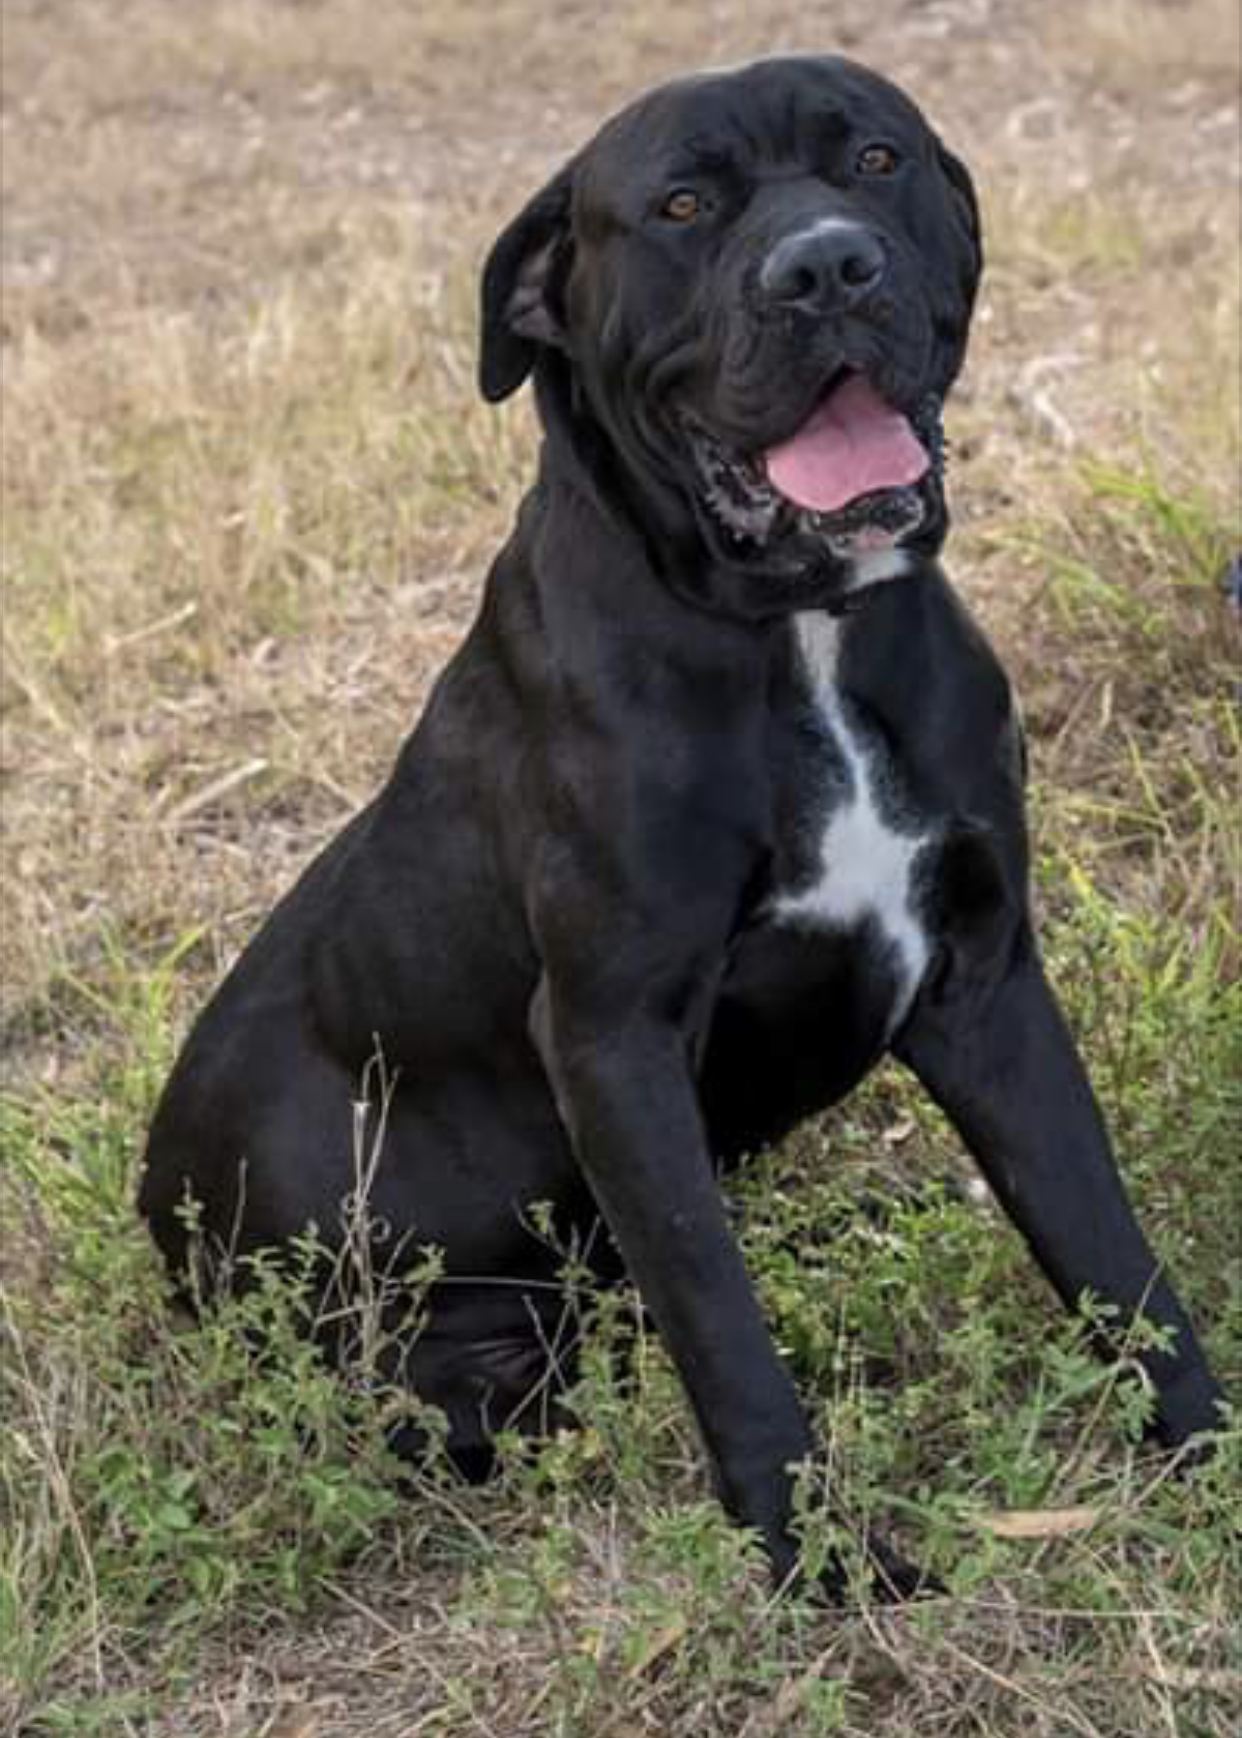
[3,876,1240,1733]
[2,0,1240,1732]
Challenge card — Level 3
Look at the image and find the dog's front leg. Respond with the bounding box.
[895,928,1225,1447]
[529,968,816,1581]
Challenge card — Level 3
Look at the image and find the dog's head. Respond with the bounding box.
[479,56,981,616]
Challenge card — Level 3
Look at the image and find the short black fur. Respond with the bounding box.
[141,55,1223,1601]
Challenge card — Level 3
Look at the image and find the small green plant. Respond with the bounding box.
[0,1019,462,1730]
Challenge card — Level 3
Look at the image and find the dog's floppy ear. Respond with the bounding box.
[936,142,983,274]
[478,166,575,404]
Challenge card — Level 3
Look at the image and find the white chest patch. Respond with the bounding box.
[772,612,935,1027]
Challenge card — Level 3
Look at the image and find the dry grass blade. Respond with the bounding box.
[735,1643,841,1738]
[1137,1664,1242,1696]
[930,1633,1109,1738]
[165,757,270,824]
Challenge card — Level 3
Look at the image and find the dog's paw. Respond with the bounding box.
[863,1534,947,1604]
[790,1533,946,1607]
[1147,1365,1228,1467]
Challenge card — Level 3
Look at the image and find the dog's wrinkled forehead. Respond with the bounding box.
[576,56,934,216]
[477,53,979,410]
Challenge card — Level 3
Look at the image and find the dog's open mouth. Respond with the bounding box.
[688,371,943,559]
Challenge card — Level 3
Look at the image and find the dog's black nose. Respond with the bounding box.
[759,222,887,313]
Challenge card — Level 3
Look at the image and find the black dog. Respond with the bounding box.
[140,55,1223,1597]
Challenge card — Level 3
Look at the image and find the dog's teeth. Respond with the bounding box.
[688,422,784,548]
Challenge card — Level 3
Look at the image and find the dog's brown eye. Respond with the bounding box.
[661,188,702,222]
[857,143,900,176]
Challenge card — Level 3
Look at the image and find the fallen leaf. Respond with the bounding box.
[626,1615,689,1679]
[977,1505,1101,1539]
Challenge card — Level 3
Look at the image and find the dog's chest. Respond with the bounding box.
[765,612,937,1026]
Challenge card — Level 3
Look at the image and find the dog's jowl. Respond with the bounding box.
[140,55,1224,1599]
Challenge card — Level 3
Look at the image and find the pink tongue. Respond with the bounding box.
[764,374,929,514]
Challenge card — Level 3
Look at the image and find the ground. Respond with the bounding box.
[1,2,1240,1735]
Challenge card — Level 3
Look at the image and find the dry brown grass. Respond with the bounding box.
[1,238,511,1060]
[4,0,1238,1037]
[1042,0,1241,88]
[2,2,1240,1733]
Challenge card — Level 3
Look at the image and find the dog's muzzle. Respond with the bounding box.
[686,372,946,561]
